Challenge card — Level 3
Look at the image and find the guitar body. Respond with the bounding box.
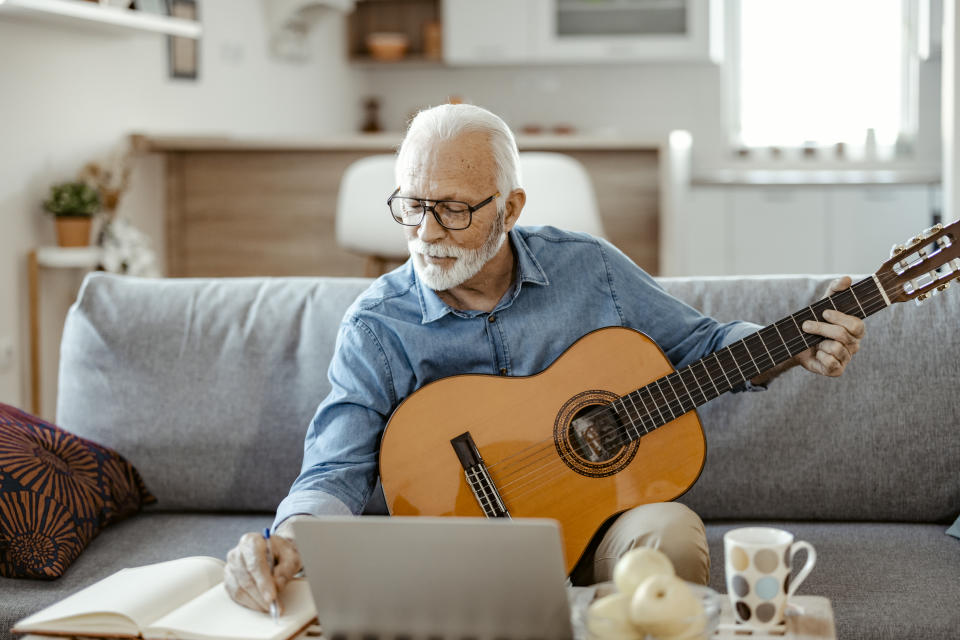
[379,326,706,573]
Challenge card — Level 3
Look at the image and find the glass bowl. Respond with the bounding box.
[577,580,723,640]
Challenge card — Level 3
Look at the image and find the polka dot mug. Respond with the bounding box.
[723,527,816,629]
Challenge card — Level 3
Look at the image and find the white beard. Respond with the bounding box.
[408,213,506,291]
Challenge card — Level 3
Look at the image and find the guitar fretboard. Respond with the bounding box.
[611,277,888,439]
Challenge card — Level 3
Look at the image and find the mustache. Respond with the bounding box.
[407,239,470,258]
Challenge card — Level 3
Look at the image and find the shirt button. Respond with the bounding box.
[499,368,507,375]
[488,315,497,323]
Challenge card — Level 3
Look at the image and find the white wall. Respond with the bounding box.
[360,58,942,170]
[0,0,359,416]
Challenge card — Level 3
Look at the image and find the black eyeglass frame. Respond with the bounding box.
[387,187,501,230]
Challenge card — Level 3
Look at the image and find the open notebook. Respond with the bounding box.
[12,556,317,640]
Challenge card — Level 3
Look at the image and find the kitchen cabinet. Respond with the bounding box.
[679,184,937,276]
[442,0,721,65]
[442,0,536,64]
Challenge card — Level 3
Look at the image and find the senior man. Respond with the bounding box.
[224,104,865,613]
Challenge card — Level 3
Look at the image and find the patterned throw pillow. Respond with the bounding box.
[0,403,156,579]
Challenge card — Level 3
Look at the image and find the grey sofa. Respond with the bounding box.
[3,271,958,639]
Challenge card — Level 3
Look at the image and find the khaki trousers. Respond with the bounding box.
[569,502,710,586]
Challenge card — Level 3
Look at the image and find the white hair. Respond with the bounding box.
[395,104,522,208]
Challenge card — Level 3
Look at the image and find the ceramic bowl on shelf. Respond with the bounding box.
[365,32,409,61]
[579,581,723,640]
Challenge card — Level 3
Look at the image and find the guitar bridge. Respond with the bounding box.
[450,432,510,518]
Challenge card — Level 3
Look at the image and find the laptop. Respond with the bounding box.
[292,516,575,640]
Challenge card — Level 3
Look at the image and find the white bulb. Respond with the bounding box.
[586,593,643,640]
[612,547,675,595]
[628,574,704,638]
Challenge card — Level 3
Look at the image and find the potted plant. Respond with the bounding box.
[43,182,101,247]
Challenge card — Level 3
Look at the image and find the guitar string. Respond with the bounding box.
[490,275,896,471]
[494,290,894,503]
[491,299,892,502]
[487,281,891,482]
[495,284,894,496]
[496,267,945,504]
[484,283,893,497]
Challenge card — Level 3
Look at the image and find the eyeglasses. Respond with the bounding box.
[387,187,500,231]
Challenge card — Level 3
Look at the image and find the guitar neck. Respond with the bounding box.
[612,276,890,438]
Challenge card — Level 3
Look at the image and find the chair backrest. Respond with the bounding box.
[517,152,605,238]
[335,154,407,259]
[334,151,605,266]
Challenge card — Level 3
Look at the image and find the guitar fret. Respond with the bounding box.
[699,360,720,398]
[772,321,790,357]
[756,331,776,366]
[742,336,762,376]
[727,342,754,379]
[631,391,652,433]
[849,287,866,317]
[672,375,692,414]
[615,399,641,441]
[713,352,733,390]
[655,379,678,421]
[675,370,696,411]
[760,326,785,364]
[664,375,685,415]
[745,334,773,372]
[685,366,708,405]
[725,345,747,383]
[623,395,645,436]
[641,386,666,428]
[790,314,813,349]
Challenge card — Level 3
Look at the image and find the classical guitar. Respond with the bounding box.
[379,220,960,572]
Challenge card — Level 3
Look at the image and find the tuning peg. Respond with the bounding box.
[937,283,950,292]
[923,223,944,238]
[890,244,906,257]
[911,235,923,244]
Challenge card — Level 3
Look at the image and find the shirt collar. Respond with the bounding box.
[415,227,550,324]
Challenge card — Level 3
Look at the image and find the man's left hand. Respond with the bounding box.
[793,276,866,377]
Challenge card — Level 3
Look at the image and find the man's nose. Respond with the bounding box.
[417,210,447,243]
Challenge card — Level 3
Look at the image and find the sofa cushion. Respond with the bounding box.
[57,274,375,513]
[0,403,155,579]
[0,512,273,639]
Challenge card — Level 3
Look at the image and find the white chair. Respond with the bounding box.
[335,152,605,276]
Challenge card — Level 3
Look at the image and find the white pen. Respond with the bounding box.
[262,527,280,624]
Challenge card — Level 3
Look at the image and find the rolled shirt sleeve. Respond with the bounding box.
[273,316,396,531]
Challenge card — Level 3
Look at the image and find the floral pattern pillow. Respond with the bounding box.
[0,403,155,579]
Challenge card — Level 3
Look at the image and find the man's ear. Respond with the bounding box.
[503,188,526,231]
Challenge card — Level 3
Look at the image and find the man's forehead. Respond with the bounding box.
[400,133,497,192]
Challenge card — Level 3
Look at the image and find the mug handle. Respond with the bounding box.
[786,540,816,598]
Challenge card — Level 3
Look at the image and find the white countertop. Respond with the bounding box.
[131,132,664,152]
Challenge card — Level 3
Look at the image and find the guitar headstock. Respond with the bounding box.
[877,219,960,305]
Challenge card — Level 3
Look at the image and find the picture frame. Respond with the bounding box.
[168,0,198,80]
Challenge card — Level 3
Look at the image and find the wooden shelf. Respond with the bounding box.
[349,54,443,68]
[35,246,102,268]
[0,0,202,38]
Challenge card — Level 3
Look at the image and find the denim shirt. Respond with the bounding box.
[273,226,762,529]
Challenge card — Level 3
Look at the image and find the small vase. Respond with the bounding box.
[55,217,93,247]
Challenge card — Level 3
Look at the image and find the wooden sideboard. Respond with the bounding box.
[133,133,662,278]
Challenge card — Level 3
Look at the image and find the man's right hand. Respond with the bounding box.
[224,528,302,613]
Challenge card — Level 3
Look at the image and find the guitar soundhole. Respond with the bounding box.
[569,405,623,463]
[555,390,639,478]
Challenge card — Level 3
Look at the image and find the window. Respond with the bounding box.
[728,0,921,151]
